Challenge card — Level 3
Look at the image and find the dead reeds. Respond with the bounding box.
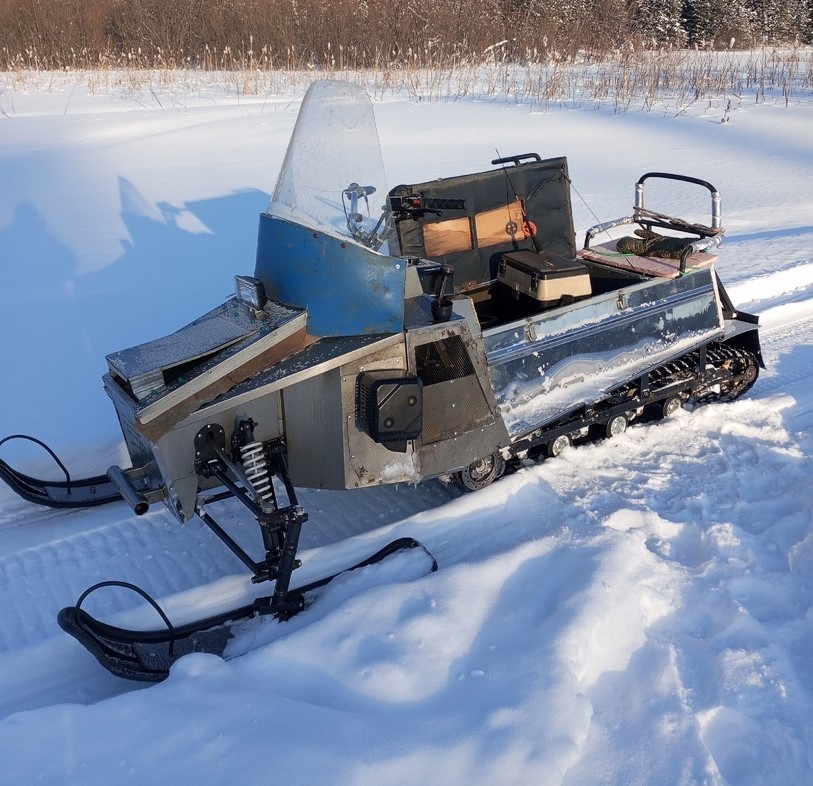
[0,0,811,113]
[1,0,811,72]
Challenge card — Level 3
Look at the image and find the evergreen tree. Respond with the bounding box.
[636,0,687,44]
[682,0,712,45]
[751,0,810,42]
[682,0,754,47]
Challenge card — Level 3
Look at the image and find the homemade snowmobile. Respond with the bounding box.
[1,80,762,681]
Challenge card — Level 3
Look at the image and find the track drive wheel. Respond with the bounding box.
[605,414,628,438]
[457,453,506,491]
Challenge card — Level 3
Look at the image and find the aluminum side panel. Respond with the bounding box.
[407,301,510,476]
[485,269,725,437]
[283,370,346,489]
[286,342,418,490]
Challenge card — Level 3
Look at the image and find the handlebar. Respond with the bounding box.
[635,172,721,231]
[636,172,717,193]
[491,153,541,167]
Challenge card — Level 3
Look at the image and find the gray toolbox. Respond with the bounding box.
[497,250,591,307]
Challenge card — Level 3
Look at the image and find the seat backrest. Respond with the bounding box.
[390,156,577,292]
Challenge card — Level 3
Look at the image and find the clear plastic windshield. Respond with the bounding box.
[270,80,389,249]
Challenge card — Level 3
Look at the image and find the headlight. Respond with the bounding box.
[234,275,267,310]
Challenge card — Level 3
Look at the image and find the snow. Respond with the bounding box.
[1,74,813,785]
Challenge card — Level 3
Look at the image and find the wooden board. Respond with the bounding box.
[474,199,525,248]
[107,315,251,381]
[578,241,717,279]
[137,327,313,442]
[423,216,472,256]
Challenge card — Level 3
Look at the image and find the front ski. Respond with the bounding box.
[0,434,123,509]
[0,459,122,508]
[58,537,437,682]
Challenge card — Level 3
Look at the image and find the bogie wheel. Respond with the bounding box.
[457,453,506,491]
[546,434,572,458]
[605,414,628,439]
[660,395,683,419]
[743,362,758,385]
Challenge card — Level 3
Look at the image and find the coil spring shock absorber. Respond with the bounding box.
[233,419,275,510]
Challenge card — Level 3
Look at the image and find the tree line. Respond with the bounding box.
[1,0,811,70]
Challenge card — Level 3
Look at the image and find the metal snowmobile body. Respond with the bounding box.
[101,90,760,509]
[1,80,762,680]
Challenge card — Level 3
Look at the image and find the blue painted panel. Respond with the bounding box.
[254,214,406,337]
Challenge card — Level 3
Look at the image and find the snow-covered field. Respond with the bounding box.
[1,74,812,785]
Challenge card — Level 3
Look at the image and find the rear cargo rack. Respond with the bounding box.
[582,172,724,276]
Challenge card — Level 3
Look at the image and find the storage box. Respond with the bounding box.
[497,250,591,306]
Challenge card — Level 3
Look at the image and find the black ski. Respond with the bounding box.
[0,459,121,508]
[58,537,437,682]
[0,434,122,509]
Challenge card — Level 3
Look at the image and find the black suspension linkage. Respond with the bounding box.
[194,428,308,589]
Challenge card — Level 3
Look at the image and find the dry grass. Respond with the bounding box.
[1,0,811,73]
[2,47,810,118]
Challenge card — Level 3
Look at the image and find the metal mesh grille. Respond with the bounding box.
[422,376,493,444]
[415,335,475,385]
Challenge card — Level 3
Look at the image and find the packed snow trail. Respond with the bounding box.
[2,356,811,785]
[1,269,811,724]
[0,480,461,717]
